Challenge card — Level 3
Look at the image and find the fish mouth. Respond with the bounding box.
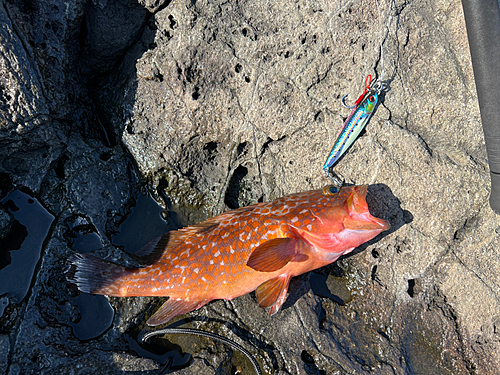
[370,215,391,231]
[346,186,391,232]
[343,213,390,231]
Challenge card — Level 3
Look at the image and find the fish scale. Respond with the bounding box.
[66,185,389,326]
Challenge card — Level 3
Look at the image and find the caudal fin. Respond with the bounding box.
[65,253,131,296]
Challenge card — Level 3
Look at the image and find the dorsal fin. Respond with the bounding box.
[133,205,255,265]
[132,222,219,265]
[132,233,170,264]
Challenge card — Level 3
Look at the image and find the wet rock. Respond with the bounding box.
[0,334,9,374]
[0,2,64,192]
[1,0,500,373]
[82,0,149,75]
[0,208,13,240]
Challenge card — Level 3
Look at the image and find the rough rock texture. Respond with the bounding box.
[1,0,499,374]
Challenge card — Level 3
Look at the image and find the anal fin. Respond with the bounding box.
[255,274,291,315]
[147,299,209,326]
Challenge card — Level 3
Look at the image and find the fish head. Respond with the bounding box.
[298,185,390,254]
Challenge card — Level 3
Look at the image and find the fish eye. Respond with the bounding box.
[329,186,338,194]
[323,185,339,195]
[369,95,375,102]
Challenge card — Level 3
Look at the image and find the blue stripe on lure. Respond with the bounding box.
[323,75,381,184]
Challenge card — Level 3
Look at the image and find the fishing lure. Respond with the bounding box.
[323,75,383,190]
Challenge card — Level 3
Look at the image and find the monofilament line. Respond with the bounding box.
[375,0,385,83]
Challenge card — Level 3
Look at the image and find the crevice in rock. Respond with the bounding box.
[53,155,69,180]
[224,165,248,209]
[430,287,478,374]
[301,350,326,375]
[236,141,249,157]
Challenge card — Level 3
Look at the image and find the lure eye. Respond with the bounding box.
[368,95,375,102]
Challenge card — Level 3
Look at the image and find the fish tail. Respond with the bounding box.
[65,253,133,296]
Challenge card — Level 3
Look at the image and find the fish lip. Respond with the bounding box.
[372,216,390,231]
[343,210,391,231]
[351,185,390,231]
[343,217,390,231]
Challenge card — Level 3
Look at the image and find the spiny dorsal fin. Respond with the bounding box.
[132,222,218,265]
[135,206,255,265]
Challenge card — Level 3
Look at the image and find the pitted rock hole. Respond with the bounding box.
[203,141,218,161]
[54,155,69,179]
[168,15,177,29]
[192,86,200,100]
[407,279,421,298]
[237,141,249,156]
[224,165,248,209]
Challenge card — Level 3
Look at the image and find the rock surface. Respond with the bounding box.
[1,0,499,374]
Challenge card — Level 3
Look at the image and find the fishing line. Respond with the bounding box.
[142,327,263,375]
[375,0,385,84]
[322,0,389,189]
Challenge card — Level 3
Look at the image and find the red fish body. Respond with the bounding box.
[67,185,389,326]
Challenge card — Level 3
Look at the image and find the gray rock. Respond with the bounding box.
[1,0,500,374]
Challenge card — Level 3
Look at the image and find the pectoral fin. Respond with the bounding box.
[255,274,291,315]
[147,298,209,326]
[247,238,307,272]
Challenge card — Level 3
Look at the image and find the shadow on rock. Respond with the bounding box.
[350,182,411,257]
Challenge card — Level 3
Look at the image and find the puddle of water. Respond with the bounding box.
[72,231,103,253]
[0,189,54,317]
[67,192,179,342]
[112,192,178,255]
[69,294,115,341]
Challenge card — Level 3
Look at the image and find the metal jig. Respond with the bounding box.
[323,75,383,188]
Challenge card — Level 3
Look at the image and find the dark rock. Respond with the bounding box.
[0,208,13,240]
[1,0,500,373]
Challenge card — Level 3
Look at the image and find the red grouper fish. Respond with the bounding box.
[66,185,390,326]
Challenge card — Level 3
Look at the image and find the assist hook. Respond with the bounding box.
[340,75,373,109]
